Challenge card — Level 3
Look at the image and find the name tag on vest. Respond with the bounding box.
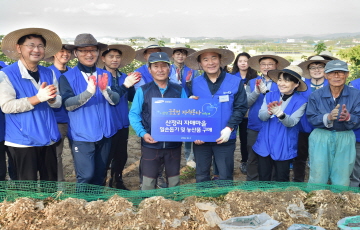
[219,95,229,102]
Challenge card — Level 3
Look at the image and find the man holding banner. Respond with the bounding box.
[185,46,248,182]
[129,52,188,190]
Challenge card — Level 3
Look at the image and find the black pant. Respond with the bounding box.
[257,154,292,182]
[141,146,181,179]
[238,118,248,163]
[0,142,16,181]
[8,145,57,181]
[293,132,310,182]
[108,128,129,182]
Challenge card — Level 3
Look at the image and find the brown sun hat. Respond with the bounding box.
[298,56,329,79]
[184,45,235,70]
[44,38,76,63]
[134,41,173,63]
[247,51,290,72]
[308,51,338,61]
[267,65,307,92]
[97,44,136,68]
[1,28,62,61]
[65,33,107,50]
[172,44,196,55]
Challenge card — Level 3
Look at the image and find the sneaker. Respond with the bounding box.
[212,175,219,180]
[240,162,247,175]
[186,159,196,168]
[156,176,168,189]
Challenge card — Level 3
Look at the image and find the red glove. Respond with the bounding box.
[185,70,193,82]
[339,104,351,121]
[98,73,108,91]
[88,75,97,86]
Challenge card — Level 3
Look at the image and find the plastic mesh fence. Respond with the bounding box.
[0,180,359,205]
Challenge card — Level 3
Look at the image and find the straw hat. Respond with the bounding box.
[44,38,76,63]
[172,44,196,55]
[1,28,62,60]
[97,44,136,68]
[308,51,338,60]
[134,41,172,63]
[298,56,329,79]
[65,33,107,50]
[247,51,290,72]
[267,65,307,92]
[184,45,235,70]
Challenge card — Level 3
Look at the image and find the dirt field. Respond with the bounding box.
[62,134,252,190]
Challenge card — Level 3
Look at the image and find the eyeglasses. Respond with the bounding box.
[22,44,45,50]
[76,49,98,55]
[328,71,346,76]
[309,66,324,71]
[260,63,275,68]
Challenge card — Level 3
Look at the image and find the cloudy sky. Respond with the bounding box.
[1,0,359,39]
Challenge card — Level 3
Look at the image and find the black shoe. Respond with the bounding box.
[156,176,168,188]
[114,180,129,190]
[240,162,247,175]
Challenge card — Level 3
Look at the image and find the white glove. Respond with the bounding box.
[270,104,284,117]
[124,72,141,88]
[36,83,56,102]
[258,80,267,94]
[87,77,96,95]
[216,127,232,144]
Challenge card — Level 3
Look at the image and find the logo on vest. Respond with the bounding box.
[223,91,232,95]
[75,147,79,152]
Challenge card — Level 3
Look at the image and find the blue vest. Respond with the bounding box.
[0,111,5,142]
[248,77,278,131]
[48,65,70,124]
[299,78,328,133]
[192,73,241,141]
[252,91,307,161]
[2,62,60,146]
[63,66,117,142]
[169,64,195,97]
[135,64,153,84]
[141,81,183,149]
[351,79,360,142]
[113,72,130,130]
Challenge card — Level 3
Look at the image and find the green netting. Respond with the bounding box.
[0,180,359,205]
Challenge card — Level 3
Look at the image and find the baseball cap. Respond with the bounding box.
[148,52,171,64]
[324,60,349,73]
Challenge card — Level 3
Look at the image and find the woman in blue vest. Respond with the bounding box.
[293,56,329,182]
[252,65,308,182]
[98,44,138,189]
[184,46,248,182]
[245,52,290,181]
[59,34,122,186]
[230,52,258,174]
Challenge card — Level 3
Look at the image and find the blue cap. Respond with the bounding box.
[148,52,170,64]
[325,60,349,73]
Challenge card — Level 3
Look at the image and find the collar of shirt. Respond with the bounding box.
[204,68,226,84]
[77,62,96,74]
[18,60,37,80]
[153,80,168,94]
[322,84,348,99]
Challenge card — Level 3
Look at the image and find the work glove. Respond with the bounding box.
[124,72,141,88]
[328,104,340,121]
[87,75,97,95]
[36,82,57,102]
[98,73,108,92]
[339,104,351,121]
[185,70,193,82]
[255,79,267,94]
[216,127,232,144]
[268,101,284,117]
